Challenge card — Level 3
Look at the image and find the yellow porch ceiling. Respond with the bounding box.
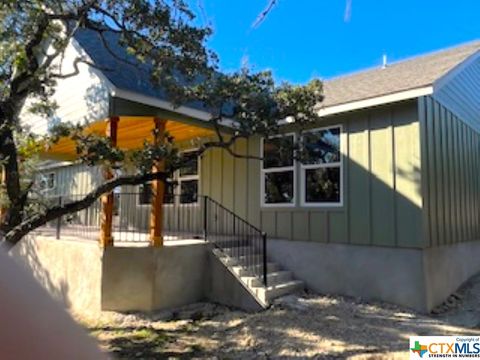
[42,116,214,161]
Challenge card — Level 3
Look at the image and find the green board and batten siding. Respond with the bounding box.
[419,96,480,247]
[42,97,479,250]
[200,100,424,249]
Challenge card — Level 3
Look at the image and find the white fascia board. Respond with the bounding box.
[38,161,73,171]
[317,86,434,117]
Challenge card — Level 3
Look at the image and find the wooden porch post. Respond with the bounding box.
[100,117,119,247]
[150,118,167,247]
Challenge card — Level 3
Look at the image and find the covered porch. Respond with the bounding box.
[39,114,215,247]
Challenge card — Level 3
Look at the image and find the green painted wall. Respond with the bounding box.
[419,96,480,247]
[44,97,480,250]
[201,100,424,248]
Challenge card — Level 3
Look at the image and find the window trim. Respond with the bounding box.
[136,149,201,207]
[178,148,200,205]
[137,182,152,207]
[300,125,344,207]
[260,133,297,208]
[136,181,176,207]
[39,172,56,192]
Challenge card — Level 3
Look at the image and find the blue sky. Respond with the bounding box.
[196,0,480,84]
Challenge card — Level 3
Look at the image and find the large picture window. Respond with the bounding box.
[261,134,295,206]
[138,150,199,206]
[301,126,342,206]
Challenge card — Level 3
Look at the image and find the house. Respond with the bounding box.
[16,30,480,313]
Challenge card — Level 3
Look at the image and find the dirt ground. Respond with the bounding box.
[80,274,480,359]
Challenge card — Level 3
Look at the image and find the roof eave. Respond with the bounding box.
[317,86,434,117]
[111,87,212,122]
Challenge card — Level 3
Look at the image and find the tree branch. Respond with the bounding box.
[252,0,278,28]
[50,56,112,79]
[94,28,141,69]
[200,135,264,161]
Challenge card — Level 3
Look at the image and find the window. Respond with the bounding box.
[137,150,200,206]
[138,183,151,205]
[261,134,295,206]
[178,150,199,204]
[137,182,175,205]
[180,179,198,204]
[301,126,342,206]
[38,173,56,192]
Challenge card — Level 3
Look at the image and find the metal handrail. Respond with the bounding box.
[203,195,268,287]
[33,192,268,287]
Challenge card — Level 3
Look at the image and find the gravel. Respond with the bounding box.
[80,274,480,359]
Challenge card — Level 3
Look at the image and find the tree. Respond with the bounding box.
[0,0,323,245]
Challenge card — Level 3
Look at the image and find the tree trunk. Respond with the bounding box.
[0,107,24,237]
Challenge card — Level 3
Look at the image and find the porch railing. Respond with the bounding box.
[34,192,268,286]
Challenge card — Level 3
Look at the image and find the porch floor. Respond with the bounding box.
[33,225,205,247]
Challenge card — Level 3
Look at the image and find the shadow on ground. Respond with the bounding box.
[83,273,480,360]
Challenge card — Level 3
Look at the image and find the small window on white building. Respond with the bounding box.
[38,173,56,192]
[301,126,342,206]
[261,134,295,206]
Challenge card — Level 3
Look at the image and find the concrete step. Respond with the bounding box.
[211,247,304,308]
[237,254,264,264]
[223,246,258,257]
[242,271,293,288]
[232,262,280,276]
[212,240,251,249]
[253,280,304,304]
[219,253,266,268]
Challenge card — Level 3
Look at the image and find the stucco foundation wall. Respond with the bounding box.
[423,240,480,310]
[11,237,264,314]
[152,244,207,309]
[9,236,103,315]
[267,238,429,311]
[101,243,208,312]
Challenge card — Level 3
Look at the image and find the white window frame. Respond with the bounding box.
[38,172,56,192]
[300,125,343,207]
[137,149,200,207]
[177,148,200,206]
[260,133,296,208]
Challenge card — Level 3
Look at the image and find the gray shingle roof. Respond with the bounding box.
[73,28,207,111]
[322,41,480,108]
[74,29,480,111]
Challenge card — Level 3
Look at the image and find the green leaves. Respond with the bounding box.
[192,68,324,142]
[74,134,125,168]
[0,0,326,238]
[130,134,180,175]
[275,78,324,125]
